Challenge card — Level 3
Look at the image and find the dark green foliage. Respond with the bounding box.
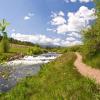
[80,0,100,68]
[48,45,82,53]
[83,52,100,69]
[82,0,100,57]
[0,53,14,63]
[1,32,9,53]
[27,46,47,55]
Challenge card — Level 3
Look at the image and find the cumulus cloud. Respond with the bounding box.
[58,11,65,16]
[11,33,61,46]
[24,16,31,20]
[50,6,95,34]
[24,12,34,20]
[66,37,76,41]
[11,33,82,47]
[79,0,93,3]
[64,0,93,3]
[47,6,95,46]
[64,0,76,3]
[56,24,67,34]
[60,39,82,46]
[70,0,77,2]
[67,32,81,38]
[50,13,66,25]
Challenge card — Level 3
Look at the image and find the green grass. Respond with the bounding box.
[0,43,46,63]
[4,43,33,54]
[83,53,100,69]
[0,52,100,100]
[0,43,33,54]
[0,43,33,63]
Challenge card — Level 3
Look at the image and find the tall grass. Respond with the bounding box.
[83,52,100,69]
[0,52,100,100]
[0,43,47,63]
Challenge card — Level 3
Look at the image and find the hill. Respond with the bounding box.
[0,35,39,47]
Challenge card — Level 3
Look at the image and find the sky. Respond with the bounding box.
[0,0,95,46]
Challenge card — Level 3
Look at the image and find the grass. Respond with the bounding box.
[0,43,42,54]
[0,43,46,63]
[0,52,100,100]
[0,43,33,63]
[83,53,100,69]
[5,43,34,54]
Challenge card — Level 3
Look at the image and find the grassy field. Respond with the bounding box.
[0,43,33,63]
[0,52,100,100]
[0,43,34,54]
[0,43,46,63]
[83,53,100,69]
[10,43,34,55]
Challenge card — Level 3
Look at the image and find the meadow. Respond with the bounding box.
[0,52,100,100]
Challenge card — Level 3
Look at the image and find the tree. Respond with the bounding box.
[0,19,10,53]
[82,0,100,57]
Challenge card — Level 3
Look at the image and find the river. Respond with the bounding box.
[0,52,61,92]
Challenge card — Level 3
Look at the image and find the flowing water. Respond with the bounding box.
[0,53,61,92]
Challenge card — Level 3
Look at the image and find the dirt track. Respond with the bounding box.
[74,52,100,84]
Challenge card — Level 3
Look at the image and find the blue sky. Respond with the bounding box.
[0,0,95,46]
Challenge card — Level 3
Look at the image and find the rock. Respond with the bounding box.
[8,53,24,61]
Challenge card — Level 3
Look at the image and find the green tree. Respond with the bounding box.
[0,19,10,53]
[82,0,100,57]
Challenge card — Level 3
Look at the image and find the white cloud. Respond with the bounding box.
[51,16,66,25]
[61,39,82,46]
[66,37,76,41]
[50,6,95,34]
[64,0,76,3]
[24,12,34,20]
[11,33,61,46]
[58,11,65,16]
[64,0,93,3]
[67,32,81,38]
[47,6,95,46]
[24,16,31,20]
[67,6,95,31]
[79,0,93,3]
[56,24,67,34]
[46,28,56,32]
[71,0,77,2]
[50,11,66,26]
[11,33,82,47]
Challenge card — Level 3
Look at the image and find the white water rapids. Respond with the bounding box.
[0,52,61,92]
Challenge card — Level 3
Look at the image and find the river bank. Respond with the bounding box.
[0,52,61,92]
[0,52,100,100]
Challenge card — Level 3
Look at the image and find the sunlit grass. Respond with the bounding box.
[83,53,100,69]
[0,43,46,63]
[0,52,100,100]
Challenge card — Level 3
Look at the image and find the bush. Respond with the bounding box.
[1,32,10,53]
[82,0,100,57]
[0,19,10,53]
[27,46,43,55]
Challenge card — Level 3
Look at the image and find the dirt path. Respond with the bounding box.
[74,52,100,84]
